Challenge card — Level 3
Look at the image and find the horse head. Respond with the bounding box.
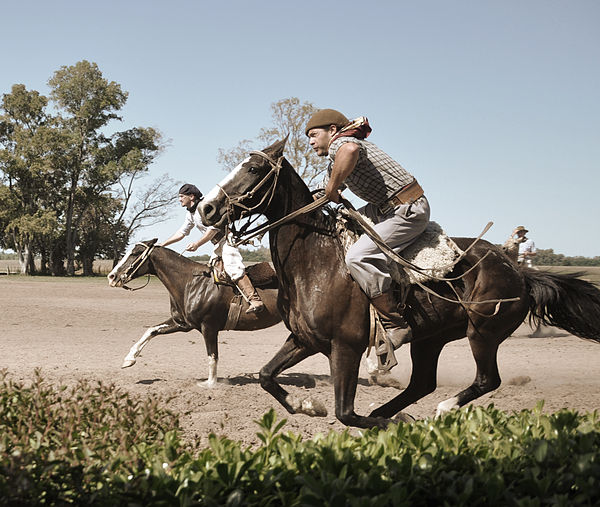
[107,239,158,289]
[200,138,289,229]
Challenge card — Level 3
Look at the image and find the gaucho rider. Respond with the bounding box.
[306,109,430,350]
[160,183,265,314]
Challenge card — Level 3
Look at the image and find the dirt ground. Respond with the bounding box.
[2,276,599,448]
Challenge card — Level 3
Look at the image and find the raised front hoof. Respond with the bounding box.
[286,395,327,417]
[121,359,136,368]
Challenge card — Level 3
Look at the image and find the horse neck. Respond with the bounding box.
[265,161,341,276]
[150,247,208,299]
[264,160,314,221]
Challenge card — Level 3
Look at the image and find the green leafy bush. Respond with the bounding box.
[1,371,599,505]
[0,370,185,504]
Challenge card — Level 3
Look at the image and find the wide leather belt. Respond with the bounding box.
[379,179,424,214]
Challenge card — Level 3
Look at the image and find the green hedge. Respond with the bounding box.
[1,371,599,505]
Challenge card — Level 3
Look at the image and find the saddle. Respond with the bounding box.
[335,209,463,372]
[210,258,278,289]
[209,259,278,330]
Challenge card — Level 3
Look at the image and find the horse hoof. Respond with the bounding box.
[300,398,327,417]
[436,396,459,417]
[121,359,136,368]
[197,379,217,388]
[286,395,328,417]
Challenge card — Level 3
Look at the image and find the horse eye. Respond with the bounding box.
[248,166,257,174]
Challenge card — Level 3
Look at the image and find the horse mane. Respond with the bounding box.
[277,157,339,234]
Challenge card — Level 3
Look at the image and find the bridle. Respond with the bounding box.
[118,242,154,291]
[221,150,283,224]
[220,150,329,247]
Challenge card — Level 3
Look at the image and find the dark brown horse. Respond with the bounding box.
[200,139,600,428]
[107,239,281,386]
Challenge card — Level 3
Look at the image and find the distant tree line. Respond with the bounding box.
[0,61,178,276]
[533,248,600,266]
[5,245,596,268]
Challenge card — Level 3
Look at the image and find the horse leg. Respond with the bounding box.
[328,341,398,428]
[121,318,187,368]
[369,339,446,419]
[197,325,220,388]
[259,334,327,417]
[436,332,502,416]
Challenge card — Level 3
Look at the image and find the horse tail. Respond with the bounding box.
[522,268,600,342]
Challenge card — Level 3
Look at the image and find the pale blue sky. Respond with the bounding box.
[2,0,599,256]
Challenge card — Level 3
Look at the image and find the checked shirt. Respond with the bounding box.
[328,137,414,207]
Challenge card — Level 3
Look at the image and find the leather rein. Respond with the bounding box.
[222,150,519,314]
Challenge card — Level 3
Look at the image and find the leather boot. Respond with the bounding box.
[235,274,265,314]
[370,291,413,350]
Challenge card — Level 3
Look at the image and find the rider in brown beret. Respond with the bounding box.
[306,108,430,365]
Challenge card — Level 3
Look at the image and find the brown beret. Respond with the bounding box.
[305,109,349,136]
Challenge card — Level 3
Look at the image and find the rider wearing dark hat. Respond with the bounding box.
[160,183,264,313]
[306,108,430,358]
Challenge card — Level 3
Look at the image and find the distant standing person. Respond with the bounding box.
[160,183,264,313]
[510,225,536,268]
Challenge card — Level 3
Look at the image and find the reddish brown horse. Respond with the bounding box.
[200,139,600,428]
[108,240,281,386]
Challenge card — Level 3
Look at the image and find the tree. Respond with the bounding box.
[47,60,129,275]
[106,172,179,267]
[85,125,176,268]
[0,84,53,273]
[1,62,174,275]
[217,97,328,188]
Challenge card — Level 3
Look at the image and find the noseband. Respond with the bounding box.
[119,242,154,291]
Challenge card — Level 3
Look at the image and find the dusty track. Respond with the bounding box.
[2,276,599,447]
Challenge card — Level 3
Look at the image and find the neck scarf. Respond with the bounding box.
[187,200,199,214]
[329,116,372,147]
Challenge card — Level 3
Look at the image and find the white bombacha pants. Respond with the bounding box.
[211,238,245,281]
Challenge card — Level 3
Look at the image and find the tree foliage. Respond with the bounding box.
[217,97,328,188]
[0,61,177,275]
[534,248,600,267]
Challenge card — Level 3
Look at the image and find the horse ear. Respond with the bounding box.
[148,238,158,246]
[266,136,288,157]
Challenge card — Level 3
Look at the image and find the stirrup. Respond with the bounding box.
[375,333,398,371]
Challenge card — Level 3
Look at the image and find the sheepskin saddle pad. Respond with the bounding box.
[335,210,463,285]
